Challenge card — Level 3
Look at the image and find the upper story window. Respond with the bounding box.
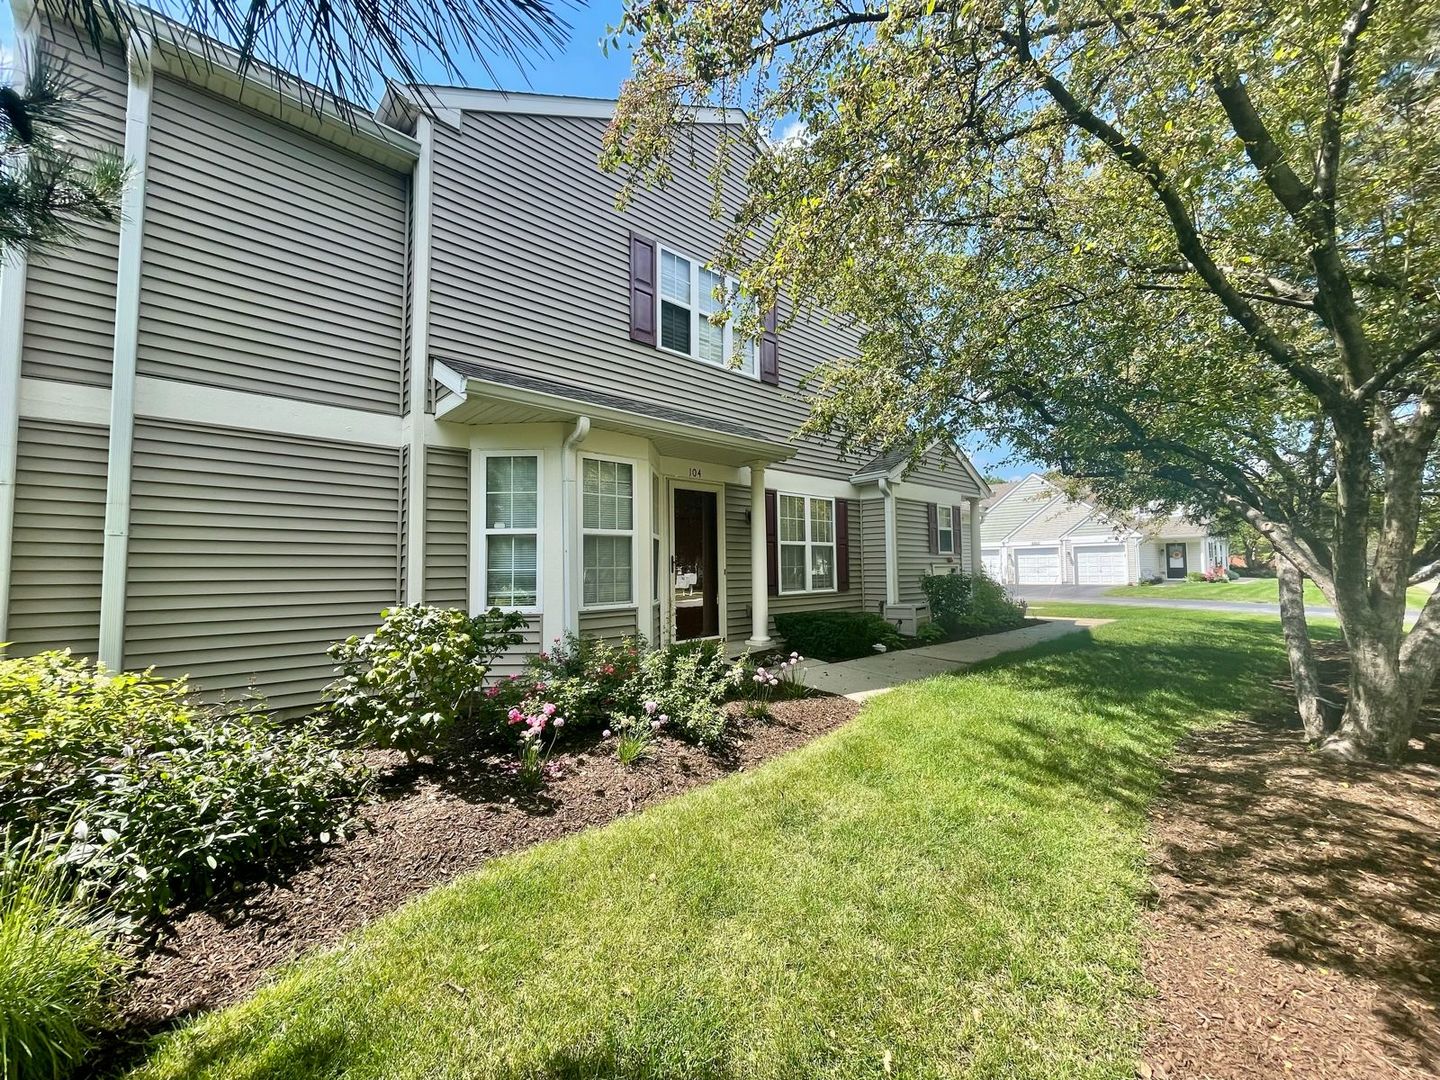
[937,505,955,555]
[658,246,758,378]
[778,493,836,594]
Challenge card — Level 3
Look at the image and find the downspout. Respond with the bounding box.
[0,0,38,646]
[403,114,434,605]
[879,477,899,607]
[561,416,591,635]
[97,32,154,670]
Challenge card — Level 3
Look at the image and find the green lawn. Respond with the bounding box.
[1106,576,1430,610]
[130,607,1298,1080]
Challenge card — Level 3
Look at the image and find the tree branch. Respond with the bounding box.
[1317,0,1381,217]
[1000,26,1343,407]
[1354,322,1440,401]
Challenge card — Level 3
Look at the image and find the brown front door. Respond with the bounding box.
[672,489,719,640]
[1165,542,1188,579]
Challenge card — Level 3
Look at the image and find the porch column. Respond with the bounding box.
[880,478,899,606]
[745,463,772,649]
[968,498,983,574]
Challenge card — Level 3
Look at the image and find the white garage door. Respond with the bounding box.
[982,550,1002,579]
[1074,544,1128,585]
[1015,548,1060,584]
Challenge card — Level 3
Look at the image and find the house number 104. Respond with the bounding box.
[688,468,703,479]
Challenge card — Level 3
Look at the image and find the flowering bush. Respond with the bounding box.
[619,645,737,746]
[1202,565,1229,582]
[1,652,367,913]
[324,606,528,759]
[503,702,566,789]
[523,634,643,735]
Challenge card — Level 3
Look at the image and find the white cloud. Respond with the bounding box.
[770,118,810,150]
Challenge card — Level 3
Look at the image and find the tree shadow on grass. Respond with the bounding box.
[963,616,1440,1072]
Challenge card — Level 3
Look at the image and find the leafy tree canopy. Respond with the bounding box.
[605,0,1440,759]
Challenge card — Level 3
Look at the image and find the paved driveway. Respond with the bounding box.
[1006,582,1421,624]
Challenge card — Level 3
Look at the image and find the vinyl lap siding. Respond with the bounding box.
[860,499,887,614]
[427,113,863,481]
[579,608,638,643]
[21,34,126,387]
[423,447,468,607]
[981,477,1058,547]
[5,421,108,656]
[491,614,542,679]
[895,499,934,604]
[137,77,407,412]
[723,485,863,641]
[123,422,402,710]
[904,449,983,498]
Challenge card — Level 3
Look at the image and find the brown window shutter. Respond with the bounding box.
[836,499,851,592]
[629,233,657,346]
[927,503,939,554]
[953,505,965,561]
[765,489,778,595]
[759,303,779,385]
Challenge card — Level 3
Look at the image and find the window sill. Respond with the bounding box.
[580,602,638,612]
[776,588,839,598]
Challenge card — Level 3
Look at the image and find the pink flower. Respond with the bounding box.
[658,714,668,724]
[602,729,612,738]
[542,702,557,717]
[554,717,565,728]
[602,664,615,675]
[484,686,500,698]
[507,707,523,723]
[643,700,658,715]
[651,720,661,730]
[508,673,520,681]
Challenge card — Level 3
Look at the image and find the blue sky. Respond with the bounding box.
[0,2,1037,480]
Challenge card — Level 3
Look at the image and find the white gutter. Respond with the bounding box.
[403,114,434,605]
[97,34,154,670]
[0,1,37,647]
[878,477,899,606]
[560,416,591,635]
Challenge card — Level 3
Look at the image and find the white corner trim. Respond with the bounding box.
[404,115,436,604]
[0,0,38,646]
[879,477,899,606]
[96,36,153,670]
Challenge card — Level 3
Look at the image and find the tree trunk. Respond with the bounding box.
[1276,559,1327,741]
[1323,619,1413,761]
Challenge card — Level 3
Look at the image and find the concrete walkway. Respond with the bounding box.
[799,617,1110,701]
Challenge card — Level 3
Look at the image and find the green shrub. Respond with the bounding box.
[920,572,972,634]
[1187,571,1206,582]
[0,836,121,1080]
[915,622,946,645]
[622,644,738,746]
[773,611,902,662]
[524,633,645,736]
[0,651,367,913]
[921,572,1028,637]
[325,605,528,757]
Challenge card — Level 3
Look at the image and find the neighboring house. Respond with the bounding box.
[980,474,1229,586]
[0,7,989,709]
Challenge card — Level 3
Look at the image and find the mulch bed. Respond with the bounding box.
[1141,643,1440,1079]
[109,695,858,1056]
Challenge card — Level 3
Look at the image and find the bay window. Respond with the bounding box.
[483,454,539,609]
[582,457,635,607]
[778,494,836,594]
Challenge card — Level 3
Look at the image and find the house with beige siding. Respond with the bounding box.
[0,5,989,708]
[979,474,1228,587]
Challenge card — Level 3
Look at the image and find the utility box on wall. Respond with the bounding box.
[884,603,931,636]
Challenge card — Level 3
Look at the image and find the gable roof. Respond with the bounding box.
[849,440,992,497]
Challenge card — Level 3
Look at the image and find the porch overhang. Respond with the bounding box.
[432,358,796,468]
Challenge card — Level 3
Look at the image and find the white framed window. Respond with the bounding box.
[778,493,836,594]
[937,505,955,555]
[582,457,635,607]
[658,245,758,377]
[481,454,540,610]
